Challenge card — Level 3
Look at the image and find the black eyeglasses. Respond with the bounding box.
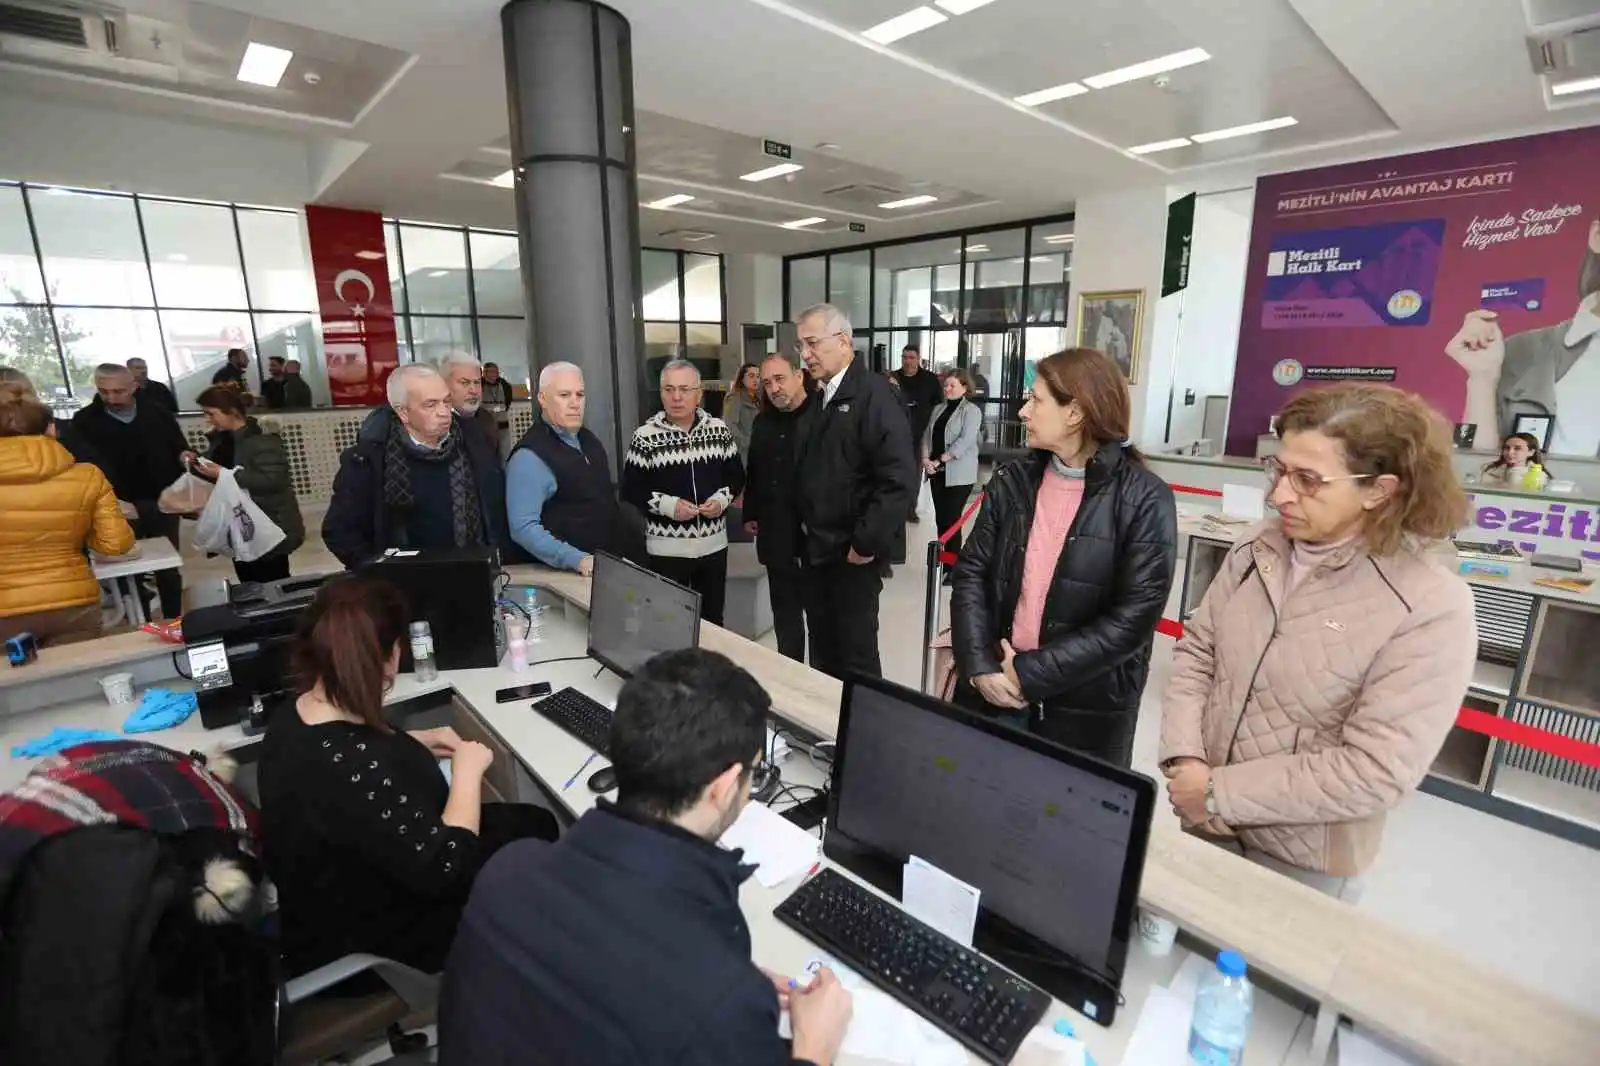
[1262,455,1375,498]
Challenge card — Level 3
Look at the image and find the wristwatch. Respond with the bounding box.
[1203,780,1219,817]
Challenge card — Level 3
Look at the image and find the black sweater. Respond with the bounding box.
[69,396,187,503]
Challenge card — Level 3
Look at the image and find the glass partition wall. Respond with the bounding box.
[0,180,723,410]
[785,214,1073,449]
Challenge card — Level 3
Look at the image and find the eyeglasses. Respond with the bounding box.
[1262,455,1375,498]
[793,331,843,354]
[661,385,702,396]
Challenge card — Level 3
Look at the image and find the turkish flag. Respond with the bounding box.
[305,205,400,406]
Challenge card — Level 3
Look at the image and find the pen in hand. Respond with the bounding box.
[563,751,600,791]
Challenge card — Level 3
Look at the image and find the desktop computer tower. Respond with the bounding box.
[366,547,500,672]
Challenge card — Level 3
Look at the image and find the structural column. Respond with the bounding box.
[502,0,645,475]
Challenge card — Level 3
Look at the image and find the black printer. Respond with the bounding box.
[182,574,331,730]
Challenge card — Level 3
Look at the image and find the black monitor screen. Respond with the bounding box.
[586,552,701,678]
[827,679,1154,1013]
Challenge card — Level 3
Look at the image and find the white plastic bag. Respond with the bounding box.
[158,471,213,515]
[192,467,285,562]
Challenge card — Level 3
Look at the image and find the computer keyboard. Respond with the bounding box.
[530,687,613,755]
[775,868,1050,1065]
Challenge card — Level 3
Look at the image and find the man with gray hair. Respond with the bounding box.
[438,350,500,448]
[621,359,744,625]
[322,362,515,568]
[789,303,915,679]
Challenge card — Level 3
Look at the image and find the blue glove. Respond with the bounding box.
[10,727,123,759]
[123,687,199,733]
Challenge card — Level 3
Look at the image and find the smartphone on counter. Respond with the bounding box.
[496,681,552,703]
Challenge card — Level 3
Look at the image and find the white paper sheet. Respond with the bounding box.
[1221,482,1267,521]
[718,799,819,887]
[1339,1023,1426,1066]
[1119,984,1194,1066]
[902,855,981,948]
[779,956,966,1066]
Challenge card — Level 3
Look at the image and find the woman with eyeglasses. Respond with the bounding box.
[1160,383,1476,901]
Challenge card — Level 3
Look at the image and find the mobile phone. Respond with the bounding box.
[496,681,552,703]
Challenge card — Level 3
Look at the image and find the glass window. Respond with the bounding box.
[30,188,154,306]
[644,321,681,346]
[162,309,256,407]
[255,313,328,407]
[0,185,45,303]
[386,221,407,315]
[641,249,680,320]
[872,239,954,329]
[239,209,317,312]
[1028,224,1073,323]
[932,263,961,326]
[788,256,824,317]
[56,307,166,402]
[682,252,721,324]
[140,200,248,309]
[963,229,1026,326]
[827,250,870,335]
[685,322,722,346]
[408,315,476,365]
[0,301,67,394]
[399,225,470,315]
[476,317,528,389]
[470,230,522,317]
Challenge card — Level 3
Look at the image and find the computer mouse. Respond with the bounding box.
[587,765,618,794]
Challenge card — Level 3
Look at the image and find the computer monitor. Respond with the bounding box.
[825,676,1156,1026]
[586,551,702,678]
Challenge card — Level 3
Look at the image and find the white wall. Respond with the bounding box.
[722,251,784,339]
[1065,185,1169,441]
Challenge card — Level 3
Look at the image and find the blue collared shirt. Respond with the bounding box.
[506,420,588,572]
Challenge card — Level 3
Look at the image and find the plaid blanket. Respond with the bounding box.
[0,740,257,905]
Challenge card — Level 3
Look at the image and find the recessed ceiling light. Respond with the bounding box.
[935,0,999,13]
[1041,234,1075,244]
[1014,82,1089,107]
[1128,137,1193,155]
[645,193,695,209]
[1190,116,1298,143]
[491,170,516,188]
[236,42,294,88]
[165,253,188,262]
[1083,47,1211,90]
[879,194,939,209]
[741,162,804,182]
[815,142,841,151]
[355,250,386,261]
[427,270,449,278]
[782,217,828,229]
[1552,74,1600,96]
[1030,256,1055,263]
[863,6,948,45]
[966,244,990,252]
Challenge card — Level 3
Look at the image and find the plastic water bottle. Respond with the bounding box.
[1188,949,1253,1066]
[522,587,543,644]
[409,620,438,683]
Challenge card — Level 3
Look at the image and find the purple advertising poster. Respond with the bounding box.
[1228,126,1600,457]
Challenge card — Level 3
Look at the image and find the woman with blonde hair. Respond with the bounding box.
[1161,383,1476,900]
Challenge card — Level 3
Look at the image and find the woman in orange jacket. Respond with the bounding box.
[0,382,135,646]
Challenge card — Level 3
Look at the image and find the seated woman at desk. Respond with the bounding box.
[259,576,559,978]
[950,348,1178,767]
[0,382,134,646]
[1479,431,1550,490]
[1160,383,1476,901]
[186,385,305,585]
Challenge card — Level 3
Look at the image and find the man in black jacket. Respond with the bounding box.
[71,364,189,619]
[259,356,288,410]
[321,364,516,569]
[890,345,941,524]
[742,353,812,661]
[281,360,314,409]
[125,357,177,415]
[792,304,916,680]
[440,648,852,1066]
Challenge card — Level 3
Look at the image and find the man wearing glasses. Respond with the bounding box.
[621,360,745,626]
[791,304,917,679]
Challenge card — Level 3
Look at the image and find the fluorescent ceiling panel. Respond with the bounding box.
[491,170,516,188]
[1014,82,1089,106]
[863,7,948,45]
[741,162,804,182]
[236,42,293,88]
[646,194,695,209]
[935,0,999,13]
[1190,116,1298,143]
[879,194,939,209]
[782,217,828,229]
[1128,137,1193,155]
[1040,234,1074,244]
[1552,75,1600,96]
[1083,48,1211,90]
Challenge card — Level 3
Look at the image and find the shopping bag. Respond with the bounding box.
[158,471,214,515]
[193,468,285,562]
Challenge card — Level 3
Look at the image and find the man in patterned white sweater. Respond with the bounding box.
[622,360,745,626]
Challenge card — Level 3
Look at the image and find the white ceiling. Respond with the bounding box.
[0,0,1595,254]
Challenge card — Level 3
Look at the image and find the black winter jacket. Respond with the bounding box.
[70,395,188,503]
[742,397,810,568]
[952,443,1177,724]
[794,358,916,567]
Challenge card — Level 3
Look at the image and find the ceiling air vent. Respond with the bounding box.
[822,182,905,208]
[658,228,716,243]
[0,2,118,54]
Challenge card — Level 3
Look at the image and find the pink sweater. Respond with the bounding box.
[1010,468,1085,652]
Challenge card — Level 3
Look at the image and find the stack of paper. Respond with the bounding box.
[719,800,819,887]
[781,956,966,1066]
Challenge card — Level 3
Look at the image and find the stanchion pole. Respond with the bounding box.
[920,539,943,694]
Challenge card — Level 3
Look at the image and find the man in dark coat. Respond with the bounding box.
[741,353,812,661]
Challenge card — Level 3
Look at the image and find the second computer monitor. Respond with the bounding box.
[586,551,702,678]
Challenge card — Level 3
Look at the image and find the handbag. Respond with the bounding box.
[192,468,285,562]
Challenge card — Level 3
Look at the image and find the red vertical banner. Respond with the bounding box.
[304,205,400,407]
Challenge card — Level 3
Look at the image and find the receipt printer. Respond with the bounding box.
[182,574,331,730]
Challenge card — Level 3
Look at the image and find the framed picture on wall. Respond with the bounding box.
[1075,289,1146,383]
[1511,413,1554,453]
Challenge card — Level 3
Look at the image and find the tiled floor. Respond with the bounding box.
[174,491,1600,1019]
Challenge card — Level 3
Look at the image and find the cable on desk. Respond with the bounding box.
[528,654,591,668]
[171,650,191,680]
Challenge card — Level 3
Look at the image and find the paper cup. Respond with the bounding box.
[99,672,135,705]
[1137,907,1179,956]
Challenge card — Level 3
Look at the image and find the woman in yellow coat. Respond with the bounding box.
[0,382,135,646]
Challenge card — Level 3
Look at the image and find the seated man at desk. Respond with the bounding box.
[440,648,852,1066]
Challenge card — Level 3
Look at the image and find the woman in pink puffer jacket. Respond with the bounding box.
[1160,384,1477,901]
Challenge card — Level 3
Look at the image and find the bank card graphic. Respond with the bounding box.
[1262,218,1445,329]
[1479,278,1545,313]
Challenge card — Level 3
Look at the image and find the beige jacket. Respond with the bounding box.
[1160,524,1476,877]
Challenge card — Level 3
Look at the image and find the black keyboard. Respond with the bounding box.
[530,687,613,755]
[775,868,1050,1065]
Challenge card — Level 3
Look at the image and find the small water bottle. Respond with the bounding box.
[506,634,528,673]
[409,620,438,683]
[522,587,543,644]
[1188,949,1253,1066]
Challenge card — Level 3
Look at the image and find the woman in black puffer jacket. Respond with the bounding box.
[951,347,1177,767]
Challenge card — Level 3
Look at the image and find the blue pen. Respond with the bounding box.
[563,751,600,790]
